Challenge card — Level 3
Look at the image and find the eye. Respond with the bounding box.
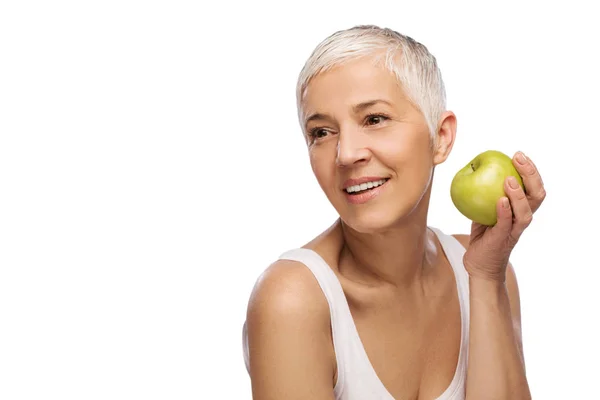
[308,127,331,140]
[365,113,389,126]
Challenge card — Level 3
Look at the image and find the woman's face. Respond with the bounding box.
[300,56,453,233]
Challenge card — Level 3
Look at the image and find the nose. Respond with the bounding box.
[336,128,370,167]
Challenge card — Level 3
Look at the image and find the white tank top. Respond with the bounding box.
[242,226,470,400]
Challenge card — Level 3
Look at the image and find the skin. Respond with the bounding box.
[246,54,546,400]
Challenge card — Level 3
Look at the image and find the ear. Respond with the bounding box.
[432,111,457,165]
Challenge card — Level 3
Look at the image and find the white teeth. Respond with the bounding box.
[345,179,387,193]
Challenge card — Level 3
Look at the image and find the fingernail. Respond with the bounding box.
[502,197,510,209]
[516,152,527,165]
[509,176,519,189]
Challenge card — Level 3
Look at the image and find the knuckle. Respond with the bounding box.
[521,212,533,226]
[513,188,527,201]
[538,187,547,201]
[525,166,537,176]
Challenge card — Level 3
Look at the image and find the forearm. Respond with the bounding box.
[465,278,531,400]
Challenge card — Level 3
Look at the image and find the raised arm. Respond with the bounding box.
[454,234,530,399]
[245,260,336,400]
[454,151,545,400]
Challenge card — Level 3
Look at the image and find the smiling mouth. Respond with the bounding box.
[344,178,389,195]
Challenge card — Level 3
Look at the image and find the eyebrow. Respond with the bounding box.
[352,99,393,113]
[303,99,393,129]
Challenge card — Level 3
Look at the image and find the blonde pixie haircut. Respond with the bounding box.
[296,25,447,143]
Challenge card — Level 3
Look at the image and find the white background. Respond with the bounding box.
[1,0,598,399]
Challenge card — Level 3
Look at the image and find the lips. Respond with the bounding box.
[342,178,390,205]
[342,176,389,190]
[344,178,389,194]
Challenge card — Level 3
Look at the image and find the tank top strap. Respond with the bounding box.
[278,248,350,320]
[428,227,470,400]
[429,227,469,282]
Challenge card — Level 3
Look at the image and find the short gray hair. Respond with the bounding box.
[296,25,447,140]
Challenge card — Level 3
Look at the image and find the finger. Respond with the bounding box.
[505,175,533,243]
[512,151,546,212]
[489,196,513,241]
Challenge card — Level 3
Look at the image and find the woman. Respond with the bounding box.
[242,25,545,400]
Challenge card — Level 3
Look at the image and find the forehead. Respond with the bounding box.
[301,57,406,116]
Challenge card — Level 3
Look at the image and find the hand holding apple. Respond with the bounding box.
[451,150,547,282]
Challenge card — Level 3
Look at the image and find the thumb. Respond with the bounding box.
[489,196,513,240]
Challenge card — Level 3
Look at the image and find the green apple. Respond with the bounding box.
[450,150,524,226]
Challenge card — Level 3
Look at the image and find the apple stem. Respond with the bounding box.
[470,163,475,171]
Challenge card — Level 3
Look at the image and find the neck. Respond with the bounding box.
[337,193,438,290]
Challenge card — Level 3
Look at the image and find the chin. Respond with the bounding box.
[339,205,410,234]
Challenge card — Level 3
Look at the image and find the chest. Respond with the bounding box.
[345,283,463,399]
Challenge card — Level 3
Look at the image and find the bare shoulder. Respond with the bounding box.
[246,259,330,321]
[245,259,335,399]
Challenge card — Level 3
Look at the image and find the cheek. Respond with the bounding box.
[382,132,432,165]
[380,132,433,184]
[309,149,335,188]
